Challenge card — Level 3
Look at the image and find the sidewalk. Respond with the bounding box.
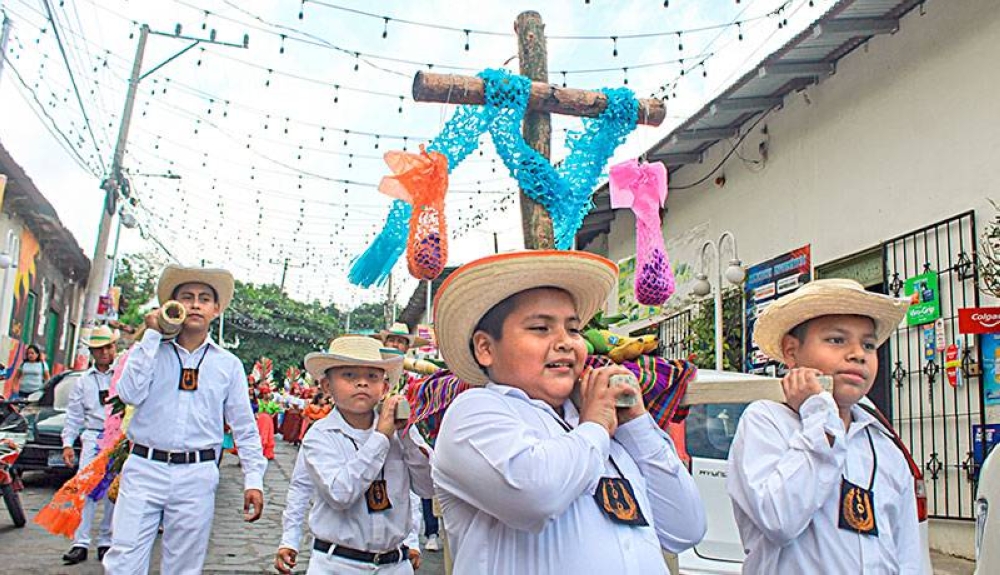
[932,550,976,575]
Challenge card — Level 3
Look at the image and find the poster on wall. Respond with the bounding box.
[616,255,660,325]
[744,245,812,375]
[981,332,1000,406]
[904,270,940,326]
[973,423,1000,473]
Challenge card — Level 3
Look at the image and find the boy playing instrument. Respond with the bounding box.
[432,250,705,574]
[298,336,433,574]
[104,266,266,575]
[727,278,924,574]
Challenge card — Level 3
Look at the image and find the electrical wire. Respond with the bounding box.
[671,108,773,190]
[41,0,107,174]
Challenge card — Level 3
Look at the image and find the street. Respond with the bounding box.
[0,441,446,574]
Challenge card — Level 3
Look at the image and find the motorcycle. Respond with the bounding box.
[0,396,27,527]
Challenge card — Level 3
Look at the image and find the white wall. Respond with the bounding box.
[596,0,1000,559]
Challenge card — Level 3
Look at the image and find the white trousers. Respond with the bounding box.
[306,549,415,575]
[72,431,114,548]
[102,453,220,575]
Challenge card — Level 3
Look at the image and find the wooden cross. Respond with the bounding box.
[411,11,665,250]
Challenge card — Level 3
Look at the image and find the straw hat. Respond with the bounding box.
[157,265,235,312]
[433,250,618,386]
[377,322,430,348]
[81,325,120,349]
[303,335,404,383]
[753,278,909,363]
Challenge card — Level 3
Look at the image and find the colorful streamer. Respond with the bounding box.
[379,146,451,280]
[350,68,639,285]
[609,159,675,305]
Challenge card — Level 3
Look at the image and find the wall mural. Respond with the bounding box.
[10,227,39,340]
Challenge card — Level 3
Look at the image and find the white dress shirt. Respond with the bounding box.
[280,446,422,552]
[281,448,315,552]
[62,367,113,448]
[117,329,267,490]
[727,392,923,574]
[302,408,433,552]
[432,383,706,575]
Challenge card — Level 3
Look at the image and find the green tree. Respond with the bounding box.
[686,289,744,371]
[344,302,391,334]
[114,253,162,327]
[224,282,349,376]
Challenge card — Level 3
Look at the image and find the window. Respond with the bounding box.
[22,291,36,345]
[685,403,750,460]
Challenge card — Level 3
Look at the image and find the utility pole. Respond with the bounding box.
[384,273,394,328]
[270,256,304,293]
[82,24,248,328]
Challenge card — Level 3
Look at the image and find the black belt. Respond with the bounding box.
[313,539,408,565]
[131,443,215,465]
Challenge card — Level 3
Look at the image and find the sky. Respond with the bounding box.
[0,0,837,311]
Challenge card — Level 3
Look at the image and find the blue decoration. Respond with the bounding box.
[349,68,638,286]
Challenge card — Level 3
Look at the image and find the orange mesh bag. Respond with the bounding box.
[34,449,111,537]
[379,145,450,281]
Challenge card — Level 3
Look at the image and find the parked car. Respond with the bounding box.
[16,370,85,473]
[672,370,933,575]
[975,441,999,574]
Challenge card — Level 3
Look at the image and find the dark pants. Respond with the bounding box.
[421,498,438,537]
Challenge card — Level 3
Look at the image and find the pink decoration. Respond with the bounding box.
[609,159,675,305]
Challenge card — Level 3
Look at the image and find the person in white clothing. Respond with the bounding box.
[60,325,119,565]
[727,279,924,574]
[274,444,424,574]
[103,266,267,575]
[431,250,706,575]
[294,335,433,574]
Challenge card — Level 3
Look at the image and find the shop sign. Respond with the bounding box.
[904,271,940,326]
[744,245,811,374]
[958,307,1000,334]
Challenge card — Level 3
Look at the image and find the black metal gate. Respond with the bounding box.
[658,308,693,360]
[883,210,985,520]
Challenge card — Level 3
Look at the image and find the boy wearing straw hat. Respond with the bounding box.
[296,335,433,574]
[60,325,119,565]
[378,322,430,355]
[727,279,923,574]
[103,266,267,575]
[432,250,705,574]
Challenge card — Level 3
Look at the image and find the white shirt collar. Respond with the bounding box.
[168,334,220,355]
[484,381,579,424]
[329,406,377,440]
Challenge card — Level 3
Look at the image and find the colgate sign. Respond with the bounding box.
[958,307,1000,334]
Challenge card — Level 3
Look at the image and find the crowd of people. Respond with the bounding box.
[39,251,924,574]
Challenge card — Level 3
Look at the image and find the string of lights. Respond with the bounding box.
[301,0,791,42]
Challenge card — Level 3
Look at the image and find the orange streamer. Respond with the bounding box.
[379,146,450,281]
[34,450,111,538]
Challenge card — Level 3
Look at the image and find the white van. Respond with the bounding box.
[671,370,933,574]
